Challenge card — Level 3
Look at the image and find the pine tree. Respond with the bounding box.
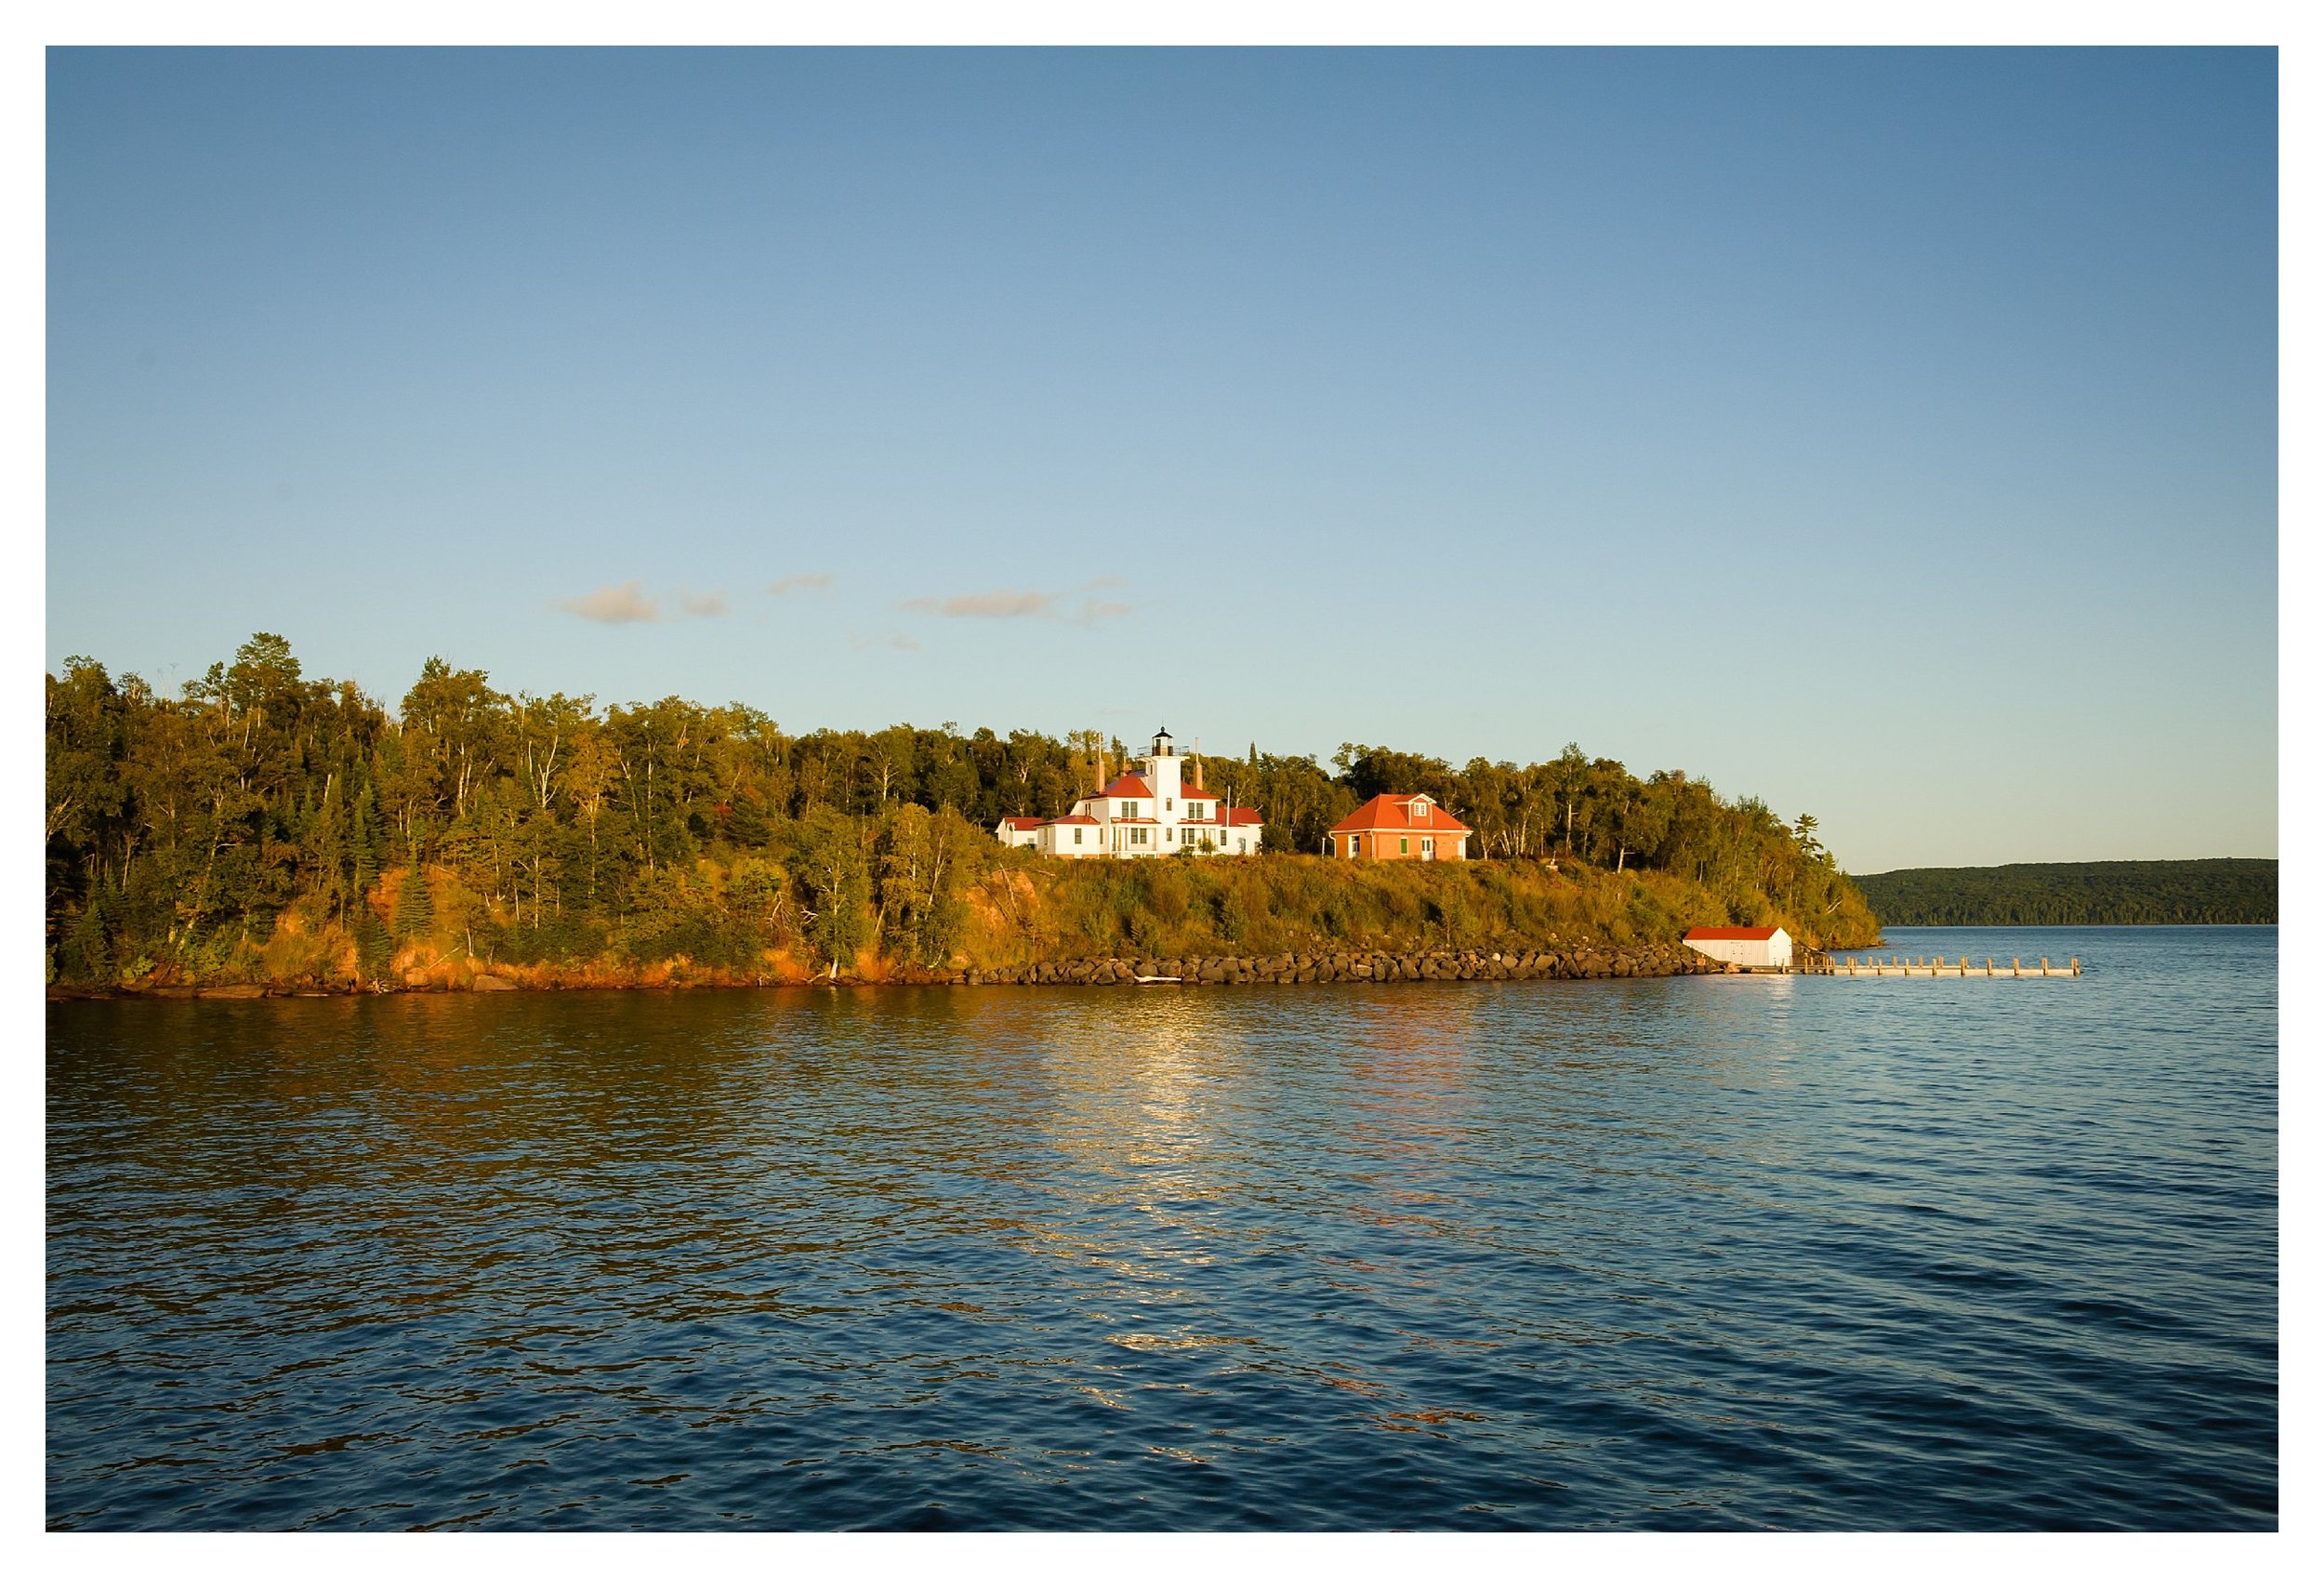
[391,863,433,942]
[349,787,379,921]
[353,905,393,983]
[62,898,109,983]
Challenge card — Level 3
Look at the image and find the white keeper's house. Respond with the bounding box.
[995,727,1264,858]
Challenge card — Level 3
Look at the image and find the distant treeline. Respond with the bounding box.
[1853,860,2277,926]
[45,633,1875,987]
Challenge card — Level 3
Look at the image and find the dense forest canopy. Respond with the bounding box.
[1853,861,2277,926]
[45,634,1872,985]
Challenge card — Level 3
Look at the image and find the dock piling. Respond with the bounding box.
[1829,950,2074,982]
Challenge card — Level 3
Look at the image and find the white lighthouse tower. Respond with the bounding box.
[992,723,1266,857]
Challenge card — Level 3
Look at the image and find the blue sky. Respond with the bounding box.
[46,47,2277,871]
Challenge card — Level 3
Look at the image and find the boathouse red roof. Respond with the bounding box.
[1683,926,1786,941]
[1222,807,1263,827]
[999,815,1048,830]
[1100,773,1152,799]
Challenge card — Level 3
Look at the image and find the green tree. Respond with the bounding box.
[391,863,433,944]
[877,803,972,965]
[727,854,795,946]
[795,806,870,976]
[352,904,394,984]
[60,895,110,983]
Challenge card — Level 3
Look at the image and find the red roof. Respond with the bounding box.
[1046,815,1100,825]
[1100,773,1152,799]
[1329,793,1471,835]
[1684,926,1786,941]
[1222,808,1262,826]
[999,815,1047,830]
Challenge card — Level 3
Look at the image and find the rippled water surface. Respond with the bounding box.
[47,925,2277,1530]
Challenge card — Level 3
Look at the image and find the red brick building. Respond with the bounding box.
[1327,793,1472,861]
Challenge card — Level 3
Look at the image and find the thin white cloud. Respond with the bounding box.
[554,581,659,624]
[901,590,1058,619]
[768,573,835,597]
[679,590,731,617]
[850,631,922,652]
[1076,599,1133,626]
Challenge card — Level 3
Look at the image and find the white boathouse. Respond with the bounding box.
[1682,925,1793,971]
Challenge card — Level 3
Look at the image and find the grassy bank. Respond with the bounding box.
[56,852,1880,995]
[959,854,1877,969]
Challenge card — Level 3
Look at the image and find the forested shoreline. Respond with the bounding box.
[45,634,1879,992]
[1853,860,2277,926]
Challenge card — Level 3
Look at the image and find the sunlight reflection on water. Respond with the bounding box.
[48,926,2275,1530]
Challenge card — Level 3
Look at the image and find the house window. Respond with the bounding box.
[1346,835,1360,857]
[1073,827,1082,845]
[1400,836,1409,855]
[1118,802,1131,818]
[1166,799,1173,812]
[1422,838,1434,856]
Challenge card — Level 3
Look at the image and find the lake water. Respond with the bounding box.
[46,925,2277,1530]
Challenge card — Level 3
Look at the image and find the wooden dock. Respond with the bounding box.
[1807,954,2080,977]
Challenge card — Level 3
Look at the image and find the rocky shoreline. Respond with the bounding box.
[47,941,1739,1000]
[953,942,1726,987]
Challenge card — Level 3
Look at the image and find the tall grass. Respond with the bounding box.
[957,853,1877,969]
